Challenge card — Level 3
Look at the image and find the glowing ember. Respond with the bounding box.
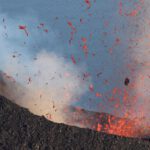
[19,25,29,36]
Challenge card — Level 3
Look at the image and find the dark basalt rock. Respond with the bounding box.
[0,95,150,150]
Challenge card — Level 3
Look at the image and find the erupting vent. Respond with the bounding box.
[0,0,149,141]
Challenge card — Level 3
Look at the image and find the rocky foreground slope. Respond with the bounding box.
[0,96,150,150]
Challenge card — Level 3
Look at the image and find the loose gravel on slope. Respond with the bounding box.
[0,96,150,150]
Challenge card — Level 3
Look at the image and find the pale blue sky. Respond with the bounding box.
[0,0,141,114]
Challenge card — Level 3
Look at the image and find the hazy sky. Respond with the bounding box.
[0,0,148,114]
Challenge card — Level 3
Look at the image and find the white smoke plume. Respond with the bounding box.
[0,13,90,123]
[125,0,150,128]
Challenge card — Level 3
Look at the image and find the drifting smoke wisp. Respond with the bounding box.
[0,14,89,123]
[126,1,150,127]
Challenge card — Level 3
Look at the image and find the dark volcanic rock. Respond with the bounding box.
[0,96,150,150]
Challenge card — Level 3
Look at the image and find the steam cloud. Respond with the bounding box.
[0,13,89,123]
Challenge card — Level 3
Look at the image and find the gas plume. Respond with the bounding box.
[0,14,89,123]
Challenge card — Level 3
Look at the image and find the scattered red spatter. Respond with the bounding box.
[89,84,94,92]
[126,9,139,17]
[96,92,102,97]
[108,37,121,54]
[108,96,115,102]
[84,0,91,9]
[119,0,144,17]
[67,21,76,32]
[119,1,123,16]
[67,21,76,45]
[114,103,120,108]
[125,0,144,17]
[112,87,119,95]
[37,23,49,33]
[108,48,113,54]
[82,37,87,43]
[81,37,88,57]
[97,123,102,132]
[44,29,48,33]
[19,25,29,36]
[71,55,76,64]
[123,89,128,103]
[82,44,88,56]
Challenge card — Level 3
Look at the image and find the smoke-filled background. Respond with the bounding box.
[0,13,90,123]
[0,0,149,131]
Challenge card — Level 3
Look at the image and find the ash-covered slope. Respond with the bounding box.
[0,96,150,150]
